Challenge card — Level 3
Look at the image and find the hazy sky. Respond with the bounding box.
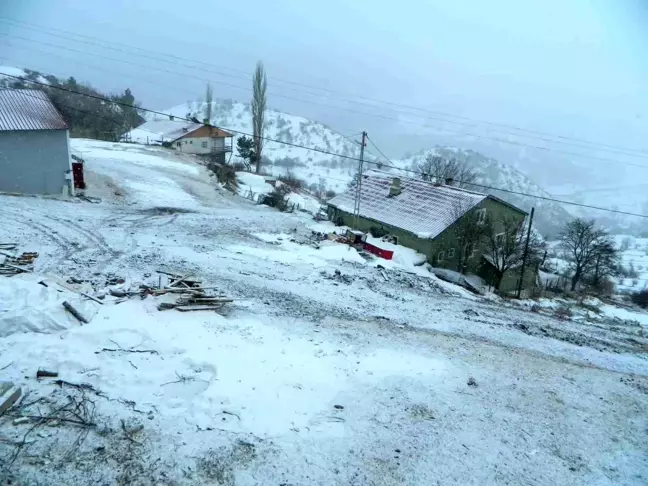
[1,0,647,163]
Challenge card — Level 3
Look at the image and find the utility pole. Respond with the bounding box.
[352,131,367,229]
[516,207,535,299]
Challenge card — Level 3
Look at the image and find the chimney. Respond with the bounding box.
[389,177,402,197]
[169,115,175,121]
[182,127,188,133]
[203,118,209,125]
[445,177,455,186]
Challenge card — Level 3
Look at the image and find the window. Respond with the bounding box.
[189,140,193,144]
[201,141,208,148]
[448,248,455,258]
[477,208,487,224]
[438,251,445,262]
[176,142,181,147]
[465,244,478,259]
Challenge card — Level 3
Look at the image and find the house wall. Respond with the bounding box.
[0,129,72,195]
[328,197,537,290]
[175,136,225,155]
[427,198,526,273]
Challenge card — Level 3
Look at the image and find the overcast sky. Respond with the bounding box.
[1,0,647,161]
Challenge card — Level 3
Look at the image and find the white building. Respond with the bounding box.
[126,119,233,158]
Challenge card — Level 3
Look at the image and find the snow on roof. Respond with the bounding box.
[327,173,487,239]
[0,89,67,131]
[127,119,203,144]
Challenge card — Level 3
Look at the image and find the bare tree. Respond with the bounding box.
[482,215,545,290]
[417,154,478,188]
[203,83,213,123]
[559,218,612,291]
[588,238,620,289]
[446,202,486,273]
[251,61,267,174]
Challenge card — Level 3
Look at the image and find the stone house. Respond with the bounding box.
[327,172,536,293]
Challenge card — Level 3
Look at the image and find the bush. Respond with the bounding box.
[278,172,305,190]
[208,163,237,190]
[554,306,573,320]
[262,186,291,212]
[369,226,388,238]
[631,290,648,308]
[325,189,336,199]
[232,161,247,172]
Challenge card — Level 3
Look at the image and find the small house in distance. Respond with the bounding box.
[0,89,74,196]
[127,119,233,163]
[327,173,535,293]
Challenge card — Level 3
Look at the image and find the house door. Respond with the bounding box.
[72,162,85,189]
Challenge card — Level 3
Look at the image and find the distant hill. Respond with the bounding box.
[144,99,372,193]
[391,148,573,237]
[139,100,571,236]
[0,66,144,140]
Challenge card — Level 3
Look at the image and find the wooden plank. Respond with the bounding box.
[62,301,89,324]
[80,291,104,305]
[0,263,32,273]
[0,382,22,417]
[169,274,193,288]
[175,305,225,312]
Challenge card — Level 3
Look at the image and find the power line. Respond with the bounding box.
[365,135,397,168]
[361,160,648,219]
[7,35,648,172]
[3,71,647,219]
[7,33,648,172]
[2,16,648,159]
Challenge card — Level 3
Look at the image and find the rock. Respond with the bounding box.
[467,377,478,387]
[333,404,344,410]
[0,382,22,416]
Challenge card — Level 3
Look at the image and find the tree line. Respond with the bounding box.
[0,69,144,140]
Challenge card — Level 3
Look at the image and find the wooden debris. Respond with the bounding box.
[0,382,22,417]
[36,370,59,379]
[0,250,39,276]
[176,305,229,312]
[80,291,104,305]
[62,301,89,324]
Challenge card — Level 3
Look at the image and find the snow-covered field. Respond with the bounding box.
[1,140,648,485]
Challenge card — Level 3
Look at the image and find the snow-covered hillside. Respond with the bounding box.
[145,100,372,193]
[142,101,571,236]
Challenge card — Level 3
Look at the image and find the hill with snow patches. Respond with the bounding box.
[148,100,570,235]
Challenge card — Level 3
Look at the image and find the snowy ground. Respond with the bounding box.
[1,140,648,485]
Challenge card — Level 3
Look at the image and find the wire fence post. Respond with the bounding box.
[352,131,367,229]
[516,207,535,299]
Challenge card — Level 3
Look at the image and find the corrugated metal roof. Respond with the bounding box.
[0,89,68,131]
[127,119,203,143]
[328,173,487,239]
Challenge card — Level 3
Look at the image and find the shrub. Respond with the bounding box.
[278,172,305,190]
[325,189,337,199]
[262,186,291,212]
[554,306,573,320]
[208,162,237,190]
[232,161,247,172]
[369,226,388,238]
[630,290,648,308]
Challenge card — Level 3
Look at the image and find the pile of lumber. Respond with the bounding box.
[153,270,233,312]
[0,243,38,276]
